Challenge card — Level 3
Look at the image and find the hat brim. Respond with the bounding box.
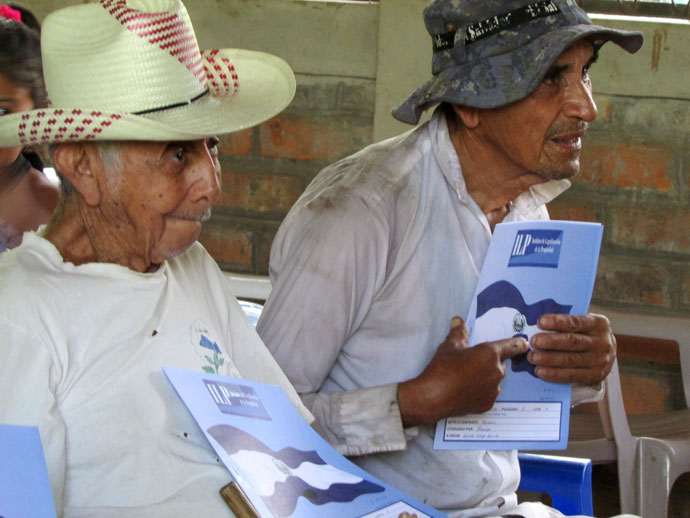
[393,25,643,125]
[0,48,295,146]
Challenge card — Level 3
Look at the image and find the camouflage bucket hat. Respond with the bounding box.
[393,0,643,125]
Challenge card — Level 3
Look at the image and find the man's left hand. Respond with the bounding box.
[528,313,616,386]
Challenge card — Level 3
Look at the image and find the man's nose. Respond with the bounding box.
[563,79,598,122]
[192,145,221,205]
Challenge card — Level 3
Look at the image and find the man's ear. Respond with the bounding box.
[453,104,481,129]
[53,143,101,207]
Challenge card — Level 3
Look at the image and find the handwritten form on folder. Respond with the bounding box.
[434,221,603,451]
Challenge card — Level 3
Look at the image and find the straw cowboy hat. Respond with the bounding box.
[0,0,296,146]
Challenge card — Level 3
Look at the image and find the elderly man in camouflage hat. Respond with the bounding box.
[257,0,644,517]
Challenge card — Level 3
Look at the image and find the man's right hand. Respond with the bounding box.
[397,317,530,427]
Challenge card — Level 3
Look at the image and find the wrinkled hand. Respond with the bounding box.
[528,313,616,386]
[398,317,529,427]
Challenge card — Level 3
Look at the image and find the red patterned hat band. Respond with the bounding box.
[0,4,22,23]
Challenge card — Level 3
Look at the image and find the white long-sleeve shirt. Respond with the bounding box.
[0,234,311,517]
[258,110,601,517]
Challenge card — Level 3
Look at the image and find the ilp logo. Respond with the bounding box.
[204,380,271,420]
[508,229,563,268]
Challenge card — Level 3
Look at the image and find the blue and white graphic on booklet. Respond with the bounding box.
[164,367,446,518]
[433,221,603,451]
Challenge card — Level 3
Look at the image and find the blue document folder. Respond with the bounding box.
[165,367,446,518]
[434,221,603,451]
[0,424,56,518]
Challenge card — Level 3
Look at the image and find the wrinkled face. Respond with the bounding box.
[0,72,34,167]
[95,138,221,270]
[477,39,599,181]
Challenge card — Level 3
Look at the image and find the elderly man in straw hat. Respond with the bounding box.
[257,1,644,517]
[0,0,312,515]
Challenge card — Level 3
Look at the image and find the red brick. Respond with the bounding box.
[578,142,673,191]
[546,199,597,222]
[218,170,305,214]
[643,290,667,306]
[259,114,371,161]
[610,206,690,254]
[218,128,252,156]
[594,257,670,308]
[620,371,674,415]
[198,221,252,268]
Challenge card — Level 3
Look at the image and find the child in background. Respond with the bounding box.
[0,6,59,252]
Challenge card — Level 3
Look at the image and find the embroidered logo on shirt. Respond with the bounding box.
[190,319,228,375]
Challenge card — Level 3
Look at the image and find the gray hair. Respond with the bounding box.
[97,142,123,175]
[51,142,123,199]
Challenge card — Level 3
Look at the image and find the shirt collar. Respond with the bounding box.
[515,177,571,215]
[429,107,466,197]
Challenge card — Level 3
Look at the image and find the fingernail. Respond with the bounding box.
[538,315,553,327]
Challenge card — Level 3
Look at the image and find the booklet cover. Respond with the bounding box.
[164,367,446,518]
[0,424,56,518]
[434,221,603,451]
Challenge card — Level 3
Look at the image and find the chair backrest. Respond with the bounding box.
[590,305,690,410]
[598,359,635,455]
[225,273,272,302]
[517,453,593,515]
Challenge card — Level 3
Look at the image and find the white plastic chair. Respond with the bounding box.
[544,306,690,518]
[225,272,273,301]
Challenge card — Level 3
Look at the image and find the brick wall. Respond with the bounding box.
[199,76,375,273]
[203,78,690,323]
[548,94,690,318]
[33,0,690,322]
